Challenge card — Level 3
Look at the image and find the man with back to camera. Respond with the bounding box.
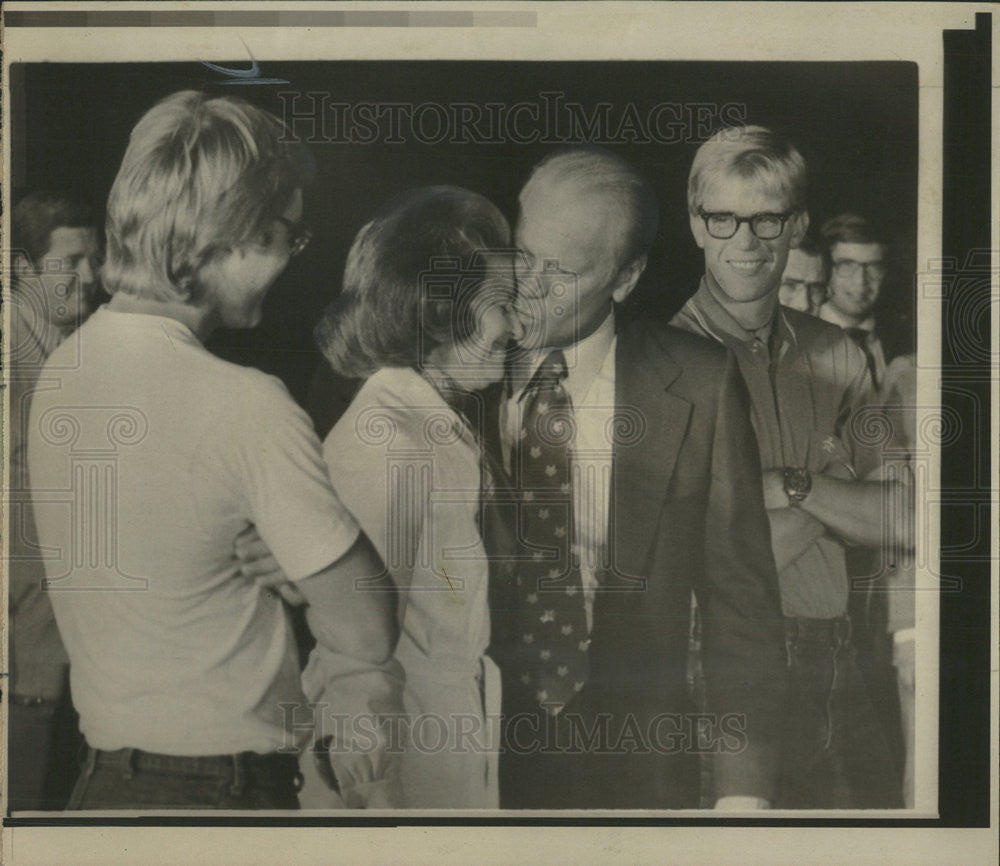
[818,213,891,392]
[6,190,100,810]
[484,145,787,810]
[671,125,911,808]
[26,91,403,810]
[778,234,828,316]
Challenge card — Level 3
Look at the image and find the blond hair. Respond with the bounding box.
[688,126,807,214]
[103,90,312,302]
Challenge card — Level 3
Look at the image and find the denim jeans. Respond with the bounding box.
[66,747,303,810]
[775,617,903,809]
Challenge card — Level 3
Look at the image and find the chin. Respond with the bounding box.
[50,299,89,329]
[729,282,774,303]
[235,307,265,329]
[50,312,86,330]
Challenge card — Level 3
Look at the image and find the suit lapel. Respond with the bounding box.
[610,323,692,585]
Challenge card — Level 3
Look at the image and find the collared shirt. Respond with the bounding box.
[818,302,887,391]
[501,312,617,632]
[672,278,879,619]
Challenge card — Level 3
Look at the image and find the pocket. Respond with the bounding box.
[64,772,91,810]
[64,750,96,810]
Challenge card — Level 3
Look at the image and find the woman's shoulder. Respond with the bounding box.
[325,368,479,470]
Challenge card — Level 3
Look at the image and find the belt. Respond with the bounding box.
[10,694,59,708]
[82,747,303,793]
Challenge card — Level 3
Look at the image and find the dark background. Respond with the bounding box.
[11,60,918,407]
[5,15,994,829]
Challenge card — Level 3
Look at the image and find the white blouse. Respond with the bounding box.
[317,366,500,808]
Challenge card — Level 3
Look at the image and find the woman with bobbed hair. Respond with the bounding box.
[308,186,523,808]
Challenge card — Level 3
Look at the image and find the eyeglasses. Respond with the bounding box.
[698,211,794,240]
[831,259,886,280]
[274,215,313,257]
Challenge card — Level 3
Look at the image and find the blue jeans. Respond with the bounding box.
[66,747,303,810]
[775,617,903,809]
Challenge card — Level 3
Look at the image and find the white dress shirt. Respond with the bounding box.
[818,302,887,391]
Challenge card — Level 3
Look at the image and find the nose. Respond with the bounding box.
[506,304,526,342]
[514,264,544,300]
[76,256,96,287]
[732,221,759,250]
[788,288,808,312]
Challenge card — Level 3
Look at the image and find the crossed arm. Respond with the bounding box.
[236,528,404,807]
[763,461,916,571]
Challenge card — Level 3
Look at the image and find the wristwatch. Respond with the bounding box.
[782,467,812,506]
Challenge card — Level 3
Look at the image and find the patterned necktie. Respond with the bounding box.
[512,349,589,715]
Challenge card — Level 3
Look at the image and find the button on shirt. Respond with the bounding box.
[672,278,879,619]
[502,312,617,634]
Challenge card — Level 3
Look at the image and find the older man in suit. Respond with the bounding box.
[484,147,786,810]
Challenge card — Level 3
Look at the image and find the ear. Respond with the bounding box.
[611,253,647,304]
[789,209,810,249]
[689,212,707,250]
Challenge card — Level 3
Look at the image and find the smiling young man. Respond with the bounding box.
[671,126,909,809]
[486,146,786,810]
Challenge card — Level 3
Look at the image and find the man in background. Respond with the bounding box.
[818,213,890,392]
[818,213,912,785]
[778,234,828,316]
[6,190,101,810]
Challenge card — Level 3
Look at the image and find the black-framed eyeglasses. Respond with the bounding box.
[831,259,886,280]
[698,211,794,240]
[274,215,313,257]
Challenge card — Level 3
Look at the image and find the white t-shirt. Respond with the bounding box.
[27,308,359,755]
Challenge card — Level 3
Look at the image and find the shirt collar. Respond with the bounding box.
[687,275,799,355]
[512,309,617,407]
[688,276,769,343]
[818,302,876,333]
[97,305,203,344]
